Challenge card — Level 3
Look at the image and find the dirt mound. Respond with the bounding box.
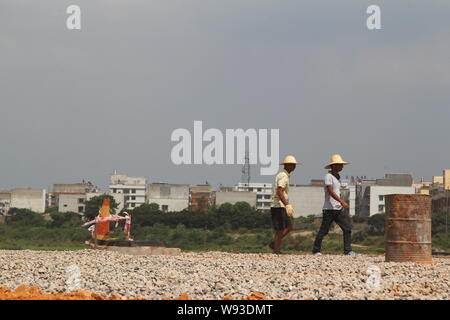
[0,285,139,300]
[0,286,270,300]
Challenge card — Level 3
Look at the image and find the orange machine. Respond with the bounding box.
[95,198,111,240]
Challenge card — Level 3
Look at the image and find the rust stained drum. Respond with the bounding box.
[385,194,432,262]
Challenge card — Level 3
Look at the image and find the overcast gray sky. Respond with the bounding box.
[1,0,450,190]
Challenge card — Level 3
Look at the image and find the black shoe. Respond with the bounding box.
[273,251,284,255]
[268,242,275,251]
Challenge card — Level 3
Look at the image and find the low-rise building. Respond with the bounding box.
[57,194,86,214]
[359,185,415,216]
[356,174,415,216]
[190,184,213,212]
[51,182,98,214]
[233,182,273,211]
[0,188,46,214]
[429,169,450,213]
[147,183,189,212]
[444,169,450,190]
[109,171,147,210]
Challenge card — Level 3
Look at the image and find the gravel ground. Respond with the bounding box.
[0,249,448,300]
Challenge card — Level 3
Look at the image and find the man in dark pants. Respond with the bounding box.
[312,154,358,256]
[269,155,301,254]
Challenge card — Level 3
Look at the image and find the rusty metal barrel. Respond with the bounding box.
[384,194,432,262]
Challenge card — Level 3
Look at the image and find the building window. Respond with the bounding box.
[162,205,168,212]
[378,205,385,212]
[78,198,85,204]
[131,189,136,194]
[131,196,136,200]
[63,204,67,207]
[124,189,129,194]
[112,189,116,193]
[78,206,84,213]
[379,195,384,201]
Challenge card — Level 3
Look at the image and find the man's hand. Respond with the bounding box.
[340,201,350,209]
[286,204,295,217]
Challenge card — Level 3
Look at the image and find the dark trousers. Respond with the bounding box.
[312,209,352,253]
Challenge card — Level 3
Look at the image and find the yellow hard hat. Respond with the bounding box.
[280,155,302,165]
[324,154,350,169]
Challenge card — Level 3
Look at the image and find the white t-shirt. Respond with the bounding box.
[323,172,342,210]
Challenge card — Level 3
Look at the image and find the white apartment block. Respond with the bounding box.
[234,182,273,211]
[109,172,147,210]
[369,186,415,216]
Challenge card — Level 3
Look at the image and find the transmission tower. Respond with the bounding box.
[241,151,250,188]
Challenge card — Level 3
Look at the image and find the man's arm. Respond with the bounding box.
[326,185,349,209]
[277,186,289,207]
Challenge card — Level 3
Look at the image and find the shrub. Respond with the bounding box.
[368,213,385,235]
[49,211,82,228]
[6,208,46,227]
[352,230,369,243]
[432,211,448,235]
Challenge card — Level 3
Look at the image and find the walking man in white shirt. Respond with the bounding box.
[268,155,300,254]
[312,154,357,256]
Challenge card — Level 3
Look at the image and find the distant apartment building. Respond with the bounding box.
[57,194,87,214]
[51,182,97,214]
[429,169,450,213]
[433,176,444,185]
[444,169,450,190]
[0,188,46,215]
[233,182,273,211]
[356,174,415,216]
[414,180,432,195]
[366,186,416,216]
[109,172,147,210]
[189,184,213,212]
[147,183,189,212]
[215,191,257,208]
